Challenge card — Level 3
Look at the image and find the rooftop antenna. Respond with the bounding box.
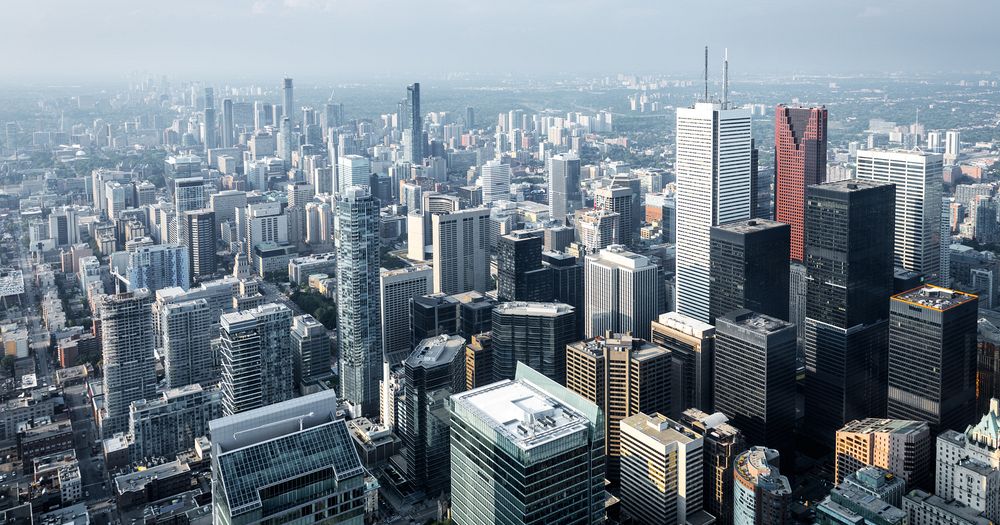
[723,48,729,109]
[703,46,709,102]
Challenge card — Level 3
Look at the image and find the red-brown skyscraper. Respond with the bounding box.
[775,105,827,261]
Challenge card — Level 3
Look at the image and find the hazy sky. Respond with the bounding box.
[5,0,999,81]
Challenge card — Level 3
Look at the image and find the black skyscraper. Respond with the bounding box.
[709,219,790,324]
[542,251,585,338]
[803,180,895,446]
[497,230,552,302]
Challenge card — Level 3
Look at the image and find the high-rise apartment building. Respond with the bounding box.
[160,298,214,389]
[479,160,511,204]
[184,209,217,280]
[650,312,715,417]
[565,333,671,484]
[128,384,221,463]
[431,207,490,294]
[575,209,620,254]
[945,130,960,164]
[834,418,932,487]
[709,219,790,323]
[804,180,895,444]
[124,242,191,294]
[887,285,978,432]
[100,290,157,438]
[404,82,422,163]
[856,149,943,281]
[584,245,660,339]
[732,447,791,525]
[291,314,330,392]
[680,409,747,525]
[547,153,582,221]
[449,363,605,525]
[282,77,294,125]
[380,266,433,364]
[714,310,796,462]
[774,105,827,262]
[496,230,551,302]
[221,98,234,148]
[491,301,576,383]
[336,187,383,416]
[211,391,369,525]
[620,412,709,525]
[219,303,294,416]
[675,102,753,323]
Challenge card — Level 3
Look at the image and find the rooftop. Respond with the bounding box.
[712,218,788,234]
[621,412,700,448]
[892,285,978,312]
[720,309,792,334]
[493,301,574,317]
[405,334,465,369]
[654,311,715,338]
[114,460,190,495]
[838,418,930,435]
[735,447,791,495]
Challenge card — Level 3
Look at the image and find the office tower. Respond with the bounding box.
[100,290,156,438]
[714,310,796,461]
[337,155,371,194]
[281,77,294,124]
[174,176,207,213]
[464,333,492,390]
[542,250,585,336]
[548,153,582,221]
[241,202,288,256]
[594,185,635,246]
[400,334,465,496]
[945,130,960,164]
[479,159,511,204]
[128,384,222,462]
[219,303,294,416]
[980,319,1000,416]
[221,98,234,148]
[774,105,827,262]
[48,206,79,246]
[651,312,715,416]
[431,207,490,294]
[565,333,671,484]
[160,298,214,389]
[675,101,753,323]
[465,106,475,128]
[620,413,708,525]
[449,363,605,525]
[934,399,1000,523]
[576,209,620,254]
[291,314,330,391]
[491,301,576,383]
[278,116,293,165]
[210,391,368,525]
[404,83,422,163]
[209,190,247,228]
[681,409,747,525]
[336,187,382,416]
[380,266,433,364]
[834,418,932,487]
[410,293,459,346]
[815,467,907,525]
[856,149,944,280]
[804,180,895,444]
[709,219,790,323]
[584,245,659,339]
[732,447,791,525]
[496,230,552,302]
[544,224,575,252]
[887,285,978,432]
[184,209,216,280]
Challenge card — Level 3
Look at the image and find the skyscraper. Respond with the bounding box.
[887,285,978,432]
[675,102,753,323]
[100,290,157,438]
[855,149,944,281]
[496,230,551,302]
[449,363,605,525]
[594,185,635,246]
[680,408,747,525]
[221,98,234,148]
[431,207,490,294]
[548,153,582,221]
[291,314,330,392]
[282,77,294,125]
[944,130,960,164]
[834,418,931,487]
[337,155,370,195]
[650,312,715,417]
[620,412,708,525]
[774,105,827,262]
[714,309,796,462]
[380,266,433,364]
[709,219,790,323]
[804,180,895,444]
[124,242,191,294]
[160,298,214,389]
[405,82,422,163]
[203,87,216,151]
[336,186,383,416]
[732,447,791,525]
[219,303,294,416]
[184,209,217,280]
[491,301,576,383]
[565,333,672,484]
[584,245,660,340]
[479,159,511,204]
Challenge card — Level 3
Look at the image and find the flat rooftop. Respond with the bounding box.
[720,309,792,334]
[621,412,699,447]
[493,301,574,317]
[838,418,929,435]
[405,334,465,369]
[453,379,589,451]
[892,285,977,311]
[713,218,787,234]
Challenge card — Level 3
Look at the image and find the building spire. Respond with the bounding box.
[723,48,730,109]
[703,46,709,102]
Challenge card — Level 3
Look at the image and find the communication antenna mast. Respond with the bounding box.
[723,48,730,109]
[704,46,709,102]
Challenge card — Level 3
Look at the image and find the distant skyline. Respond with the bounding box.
[4,0,1000,81]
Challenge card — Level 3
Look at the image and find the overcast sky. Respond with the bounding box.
[5,0,999,82]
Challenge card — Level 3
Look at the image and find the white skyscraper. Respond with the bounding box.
[100,290,157,438]
[432,207,491,294]
[548,153,582,221]
[480,159,512,205]
[380,266,433,364]
[337,155,371,194]
[856,149,943,281]
[675,102,752,323]
[944,130,960,164]
[584,245,660,340]
[160,298,214,389]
